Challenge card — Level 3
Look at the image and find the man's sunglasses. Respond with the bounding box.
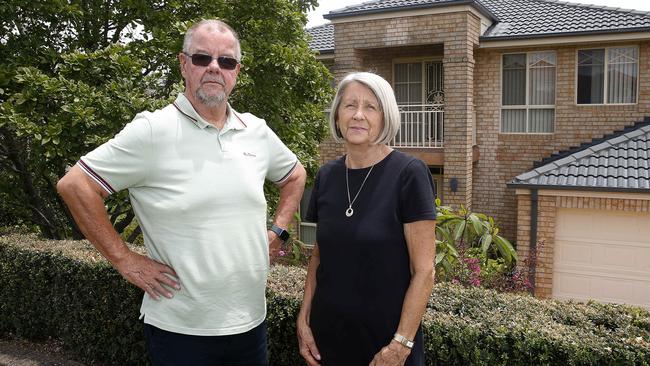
[184,53,239,70]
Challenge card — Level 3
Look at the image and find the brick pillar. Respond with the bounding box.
[319,28,366,163]
[332,26,364,80]
[443,41,475,209]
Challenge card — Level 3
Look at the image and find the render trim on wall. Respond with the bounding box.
[328,5,491,32]
[481,32,650,49]
[515,188,650,201]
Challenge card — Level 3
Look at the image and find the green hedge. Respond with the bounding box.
[1,234,649,365]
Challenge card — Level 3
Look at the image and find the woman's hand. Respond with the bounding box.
[369,341,410,366]
[297,314,321,366]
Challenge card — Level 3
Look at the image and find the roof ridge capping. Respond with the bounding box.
[531,0,650,17]
[584,124,649,157]
[536,119,650,168]
[324,0,499,22]
[306,23,333,30]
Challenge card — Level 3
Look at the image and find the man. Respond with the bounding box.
[57,19,306,365]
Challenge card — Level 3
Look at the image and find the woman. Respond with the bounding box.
[297,72,437,366]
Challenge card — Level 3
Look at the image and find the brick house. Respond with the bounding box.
[306,0,650,307]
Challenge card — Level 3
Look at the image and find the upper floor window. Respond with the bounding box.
[577,46,638,104]
[393,60,445,147]
[394,60,443,106]
[501,51,556,133]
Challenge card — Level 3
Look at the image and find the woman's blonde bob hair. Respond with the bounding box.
[329,72,400,145]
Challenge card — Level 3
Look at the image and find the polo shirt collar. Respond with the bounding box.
[173,93,247,131]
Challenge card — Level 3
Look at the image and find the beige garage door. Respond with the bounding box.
[553,207,650,308]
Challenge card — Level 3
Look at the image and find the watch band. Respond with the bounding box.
[393,333,414,349]
[270,224,290,242]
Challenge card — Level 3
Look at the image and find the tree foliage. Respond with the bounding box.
[0,0,332,239]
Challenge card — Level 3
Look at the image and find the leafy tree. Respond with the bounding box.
[0,0,332,239]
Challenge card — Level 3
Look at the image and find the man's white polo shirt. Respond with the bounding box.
[78,93,298,335]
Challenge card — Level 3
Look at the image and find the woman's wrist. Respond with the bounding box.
[388,339,412,354]
[297,308,310,323]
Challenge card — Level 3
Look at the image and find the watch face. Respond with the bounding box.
[272,225,290,241]
[279,230,290,241]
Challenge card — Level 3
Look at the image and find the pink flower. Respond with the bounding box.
[470,278,481,287]
[278,250,286,257]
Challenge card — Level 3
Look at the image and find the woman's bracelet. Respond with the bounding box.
[392,333,414,349]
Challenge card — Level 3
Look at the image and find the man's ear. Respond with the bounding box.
[178,53,187,79]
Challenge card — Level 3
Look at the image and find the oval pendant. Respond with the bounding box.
[345,207,354,217]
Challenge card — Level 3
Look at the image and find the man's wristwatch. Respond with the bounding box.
[270,224,290,242]
[393,333,414,349]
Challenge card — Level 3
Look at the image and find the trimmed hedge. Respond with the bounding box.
[1,234,649,365]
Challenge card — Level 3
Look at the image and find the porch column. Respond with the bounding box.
[325,25,365,162]
[332,30,364,81]
[443,40,475,209]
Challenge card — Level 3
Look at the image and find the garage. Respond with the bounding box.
[553,208,650,308]
[509,122,650,304]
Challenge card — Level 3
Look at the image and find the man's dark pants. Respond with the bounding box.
[144,320,268,366]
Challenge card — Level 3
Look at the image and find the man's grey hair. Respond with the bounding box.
[182,19,242,61]
[329,72,400,145]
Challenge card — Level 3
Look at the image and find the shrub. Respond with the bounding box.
[435,202,531,293]
[1,234,649,365]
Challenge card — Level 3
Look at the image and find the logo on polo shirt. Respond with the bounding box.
[243,152,256,157]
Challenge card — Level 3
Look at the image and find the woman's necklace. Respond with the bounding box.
[345,163,374,217]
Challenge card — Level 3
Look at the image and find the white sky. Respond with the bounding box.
[307,0,650,27]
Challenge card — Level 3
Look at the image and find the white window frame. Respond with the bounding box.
[392,57,443,105]
[575,45,639,106]
[500,51,557,134]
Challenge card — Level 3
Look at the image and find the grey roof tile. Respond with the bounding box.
[571,147,594,160]
[510,122,650,192]
[605,135,628,145]
[516,170,539,181]
[480,0,650,38]
[626,128,646,138]
[305,24,334,53]
[628,169,638,179]
[551,155,576,167]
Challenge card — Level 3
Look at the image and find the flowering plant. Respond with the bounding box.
[434,199,531,293]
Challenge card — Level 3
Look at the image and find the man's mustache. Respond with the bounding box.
[201,76,225,86]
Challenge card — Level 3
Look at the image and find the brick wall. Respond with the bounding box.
[515,192,650,298]
[474,42,650,238]
[318,138,345,165]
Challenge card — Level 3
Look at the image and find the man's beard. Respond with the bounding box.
[196,76,227,107]
[196,87,226,107]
